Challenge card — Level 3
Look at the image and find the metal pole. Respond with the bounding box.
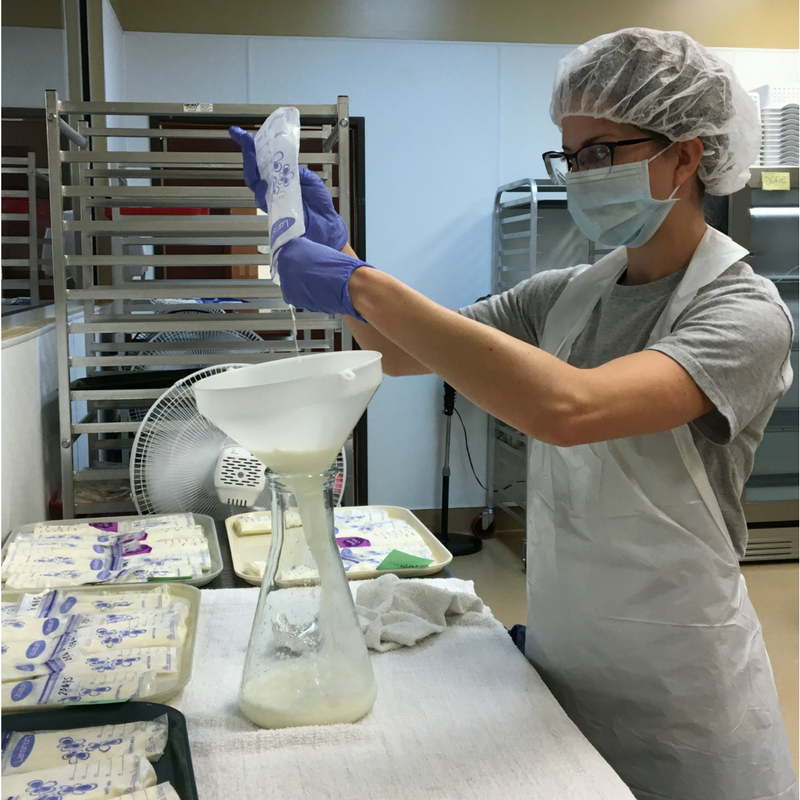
[58,117,90,150]
[47,90,76,517]
[437,382,482,556]
[27,152,40,306]
[441,413,452,542]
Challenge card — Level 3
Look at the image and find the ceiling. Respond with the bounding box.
[2,0,799,49]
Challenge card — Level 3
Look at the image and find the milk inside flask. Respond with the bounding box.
[192,351,383,728]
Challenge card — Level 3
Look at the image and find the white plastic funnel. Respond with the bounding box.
[192,351,383,475]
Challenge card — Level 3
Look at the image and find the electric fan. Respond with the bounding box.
[122,328,269,424]
[134,328,267,372]
[130,364,347,520]
[128,305,226,344]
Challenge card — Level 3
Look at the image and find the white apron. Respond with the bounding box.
[525,226,797,800]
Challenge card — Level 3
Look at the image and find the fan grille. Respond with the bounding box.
[132,329,266,372]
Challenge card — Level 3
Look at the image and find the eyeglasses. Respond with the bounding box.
[542,138,655,184]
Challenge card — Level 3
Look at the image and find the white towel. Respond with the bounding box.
[355,573,485,651]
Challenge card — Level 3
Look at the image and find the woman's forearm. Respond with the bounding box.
[340,243,430,376]
[343,314,431,376]
[347,266,584,445]
[347,266,713,446]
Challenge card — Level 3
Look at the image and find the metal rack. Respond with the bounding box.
[1,153,51,305]
[728,166,799,561]
[45,91,356,518]
[480,179,605,548]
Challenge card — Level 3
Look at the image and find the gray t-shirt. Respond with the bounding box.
[460,261,794,558]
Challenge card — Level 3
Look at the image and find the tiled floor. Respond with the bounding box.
[450,528,799,775]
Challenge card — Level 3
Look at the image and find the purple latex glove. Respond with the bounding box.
[228,127,348,249]
[298,166,349,250]
[276,237,371,322]
[228,126,268,213]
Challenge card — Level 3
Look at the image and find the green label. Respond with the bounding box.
[375,549,434,571]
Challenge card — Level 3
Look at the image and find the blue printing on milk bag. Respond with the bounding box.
[26,641,47,659]
[254,106,305,278]
[42,618,60,635]
[60,596,77,614]
[10,733,35,767]
[10,681,34,702]
[271,217,295,242]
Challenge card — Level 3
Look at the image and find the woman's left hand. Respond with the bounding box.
[228,126,349,250]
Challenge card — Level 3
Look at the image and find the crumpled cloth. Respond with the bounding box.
[355,573,486,651]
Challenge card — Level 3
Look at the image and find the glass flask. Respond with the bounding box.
[238,467,377,728]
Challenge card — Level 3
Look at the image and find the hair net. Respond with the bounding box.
[550,28,760,195]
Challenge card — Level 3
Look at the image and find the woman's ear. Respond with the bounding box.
[674,137,705,188]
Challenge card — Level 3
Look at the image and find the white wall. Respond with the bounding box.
[1,324,61,535]
[120,31,798,511]
[103,0,125,102]
[0,2,126,110]
[1,26,67,107]
[102,0,132,154]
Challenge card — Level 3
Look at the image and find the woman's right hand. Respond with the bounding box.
[276,237,370,321]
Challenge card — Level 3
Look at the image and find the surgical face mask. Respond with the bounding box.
[565,145,680,248]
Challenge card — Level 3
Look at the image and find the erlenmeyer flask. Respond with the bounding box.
[238,467,377,728]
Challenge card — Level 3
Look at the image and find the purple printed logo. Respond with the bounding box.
[59,597,77,614]
[270,217,295,243]
[96,570,112,581]
[26,640,46,659]
[10,681,33,701]
[42,618,60,635]
[10,733,35,766]
[90,522,118,532]
[93,545,105,554]
[90,559,104,570]
[336,536,370,548]
[124,544,152,557]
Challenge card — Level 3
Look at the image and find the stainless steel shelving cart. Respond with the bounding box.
[2,153,51,305]
[728,166,799,561]
[45,91,356,518]
[480,179,603,546]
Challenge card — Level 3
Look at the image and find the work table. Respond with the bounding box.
[169,584,635,799]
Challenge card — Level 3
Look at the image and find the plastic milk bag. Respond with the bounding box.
[254,107,305,278]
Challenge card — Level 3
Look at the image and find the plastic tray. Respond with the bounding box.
[0,701,198,800]
[1,582,200,712]
[225,505,454,586]
[1,514,223,589]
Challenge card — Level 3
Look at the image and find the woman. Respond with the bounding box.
[232,28,796,800]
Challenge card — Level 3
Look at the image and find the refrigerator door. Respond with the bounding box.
[727,169,799,560]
